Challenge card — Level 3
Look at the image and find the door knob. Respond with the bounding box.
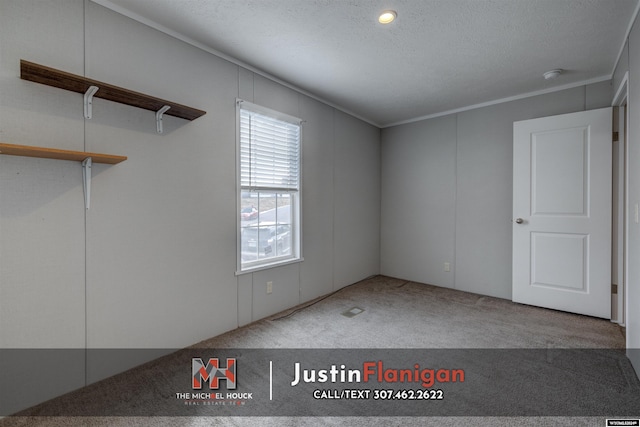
[515,218,524,224]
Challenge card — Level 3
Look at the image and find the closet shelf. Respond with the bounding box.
[0,142,127,164]
[20,59,206,121]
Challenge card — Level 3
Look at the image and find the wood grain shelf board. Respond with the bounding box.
[0,143,127,164]
[20,60,206,121]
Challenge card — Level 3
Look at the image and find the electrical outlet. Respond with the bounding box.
[444,262,451,272]
[267,281,273,294]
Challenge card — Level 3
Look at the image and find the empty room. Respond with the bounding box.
[1,0,640,425]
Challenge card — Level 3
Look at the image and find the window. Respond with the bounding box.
[237,100,302,272]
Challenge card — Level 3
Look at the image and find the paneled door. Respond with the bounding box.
[512,108,612,318]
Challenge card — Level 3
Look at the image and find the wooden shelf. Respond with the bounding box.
[20,59,206,121]
[0,143,127,164]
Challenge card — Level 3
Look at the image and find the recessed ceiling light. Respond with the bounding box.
[543,69,563,80]
[379,10,397,24]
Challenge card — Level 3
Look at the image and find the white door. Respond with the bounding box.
[513,107,612,319]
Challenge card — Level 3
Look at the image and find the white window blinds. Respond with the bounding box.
[240,106,300,192]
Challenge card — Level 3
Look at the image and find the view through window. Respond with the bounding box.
[240,192,293,263]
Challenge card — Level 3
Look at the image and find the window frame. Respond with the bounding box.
[235,99,303,274]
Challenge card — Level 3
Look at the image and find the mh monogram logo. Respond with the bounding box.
[192,357,237,390]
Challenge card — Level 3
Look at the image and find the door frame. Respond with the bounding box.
[612,71,629,331]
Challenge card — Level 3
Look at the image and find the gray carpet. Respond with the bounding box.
[1,275,637,426]
[212,276,626,349]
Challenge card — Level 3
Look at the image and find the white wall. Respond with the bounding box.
[613,12,640,371]
[334,110,381,288]
[0,0,380,414]
[0,0,88,414]
[381,115,457,288]
[381,82,612,300]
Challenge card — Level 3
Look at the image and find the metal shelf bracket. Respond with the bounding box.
[156,105,171,134]
[84,85,99,119]
[82,157,92,210]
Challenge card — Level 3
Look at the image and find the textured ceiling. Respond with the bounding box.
[97,0,638,127]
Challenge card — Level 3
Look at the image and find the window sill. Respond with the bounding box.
[235,257,304,276]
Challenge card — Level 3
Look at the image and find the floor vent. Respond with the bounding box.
[342,307,365,318]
